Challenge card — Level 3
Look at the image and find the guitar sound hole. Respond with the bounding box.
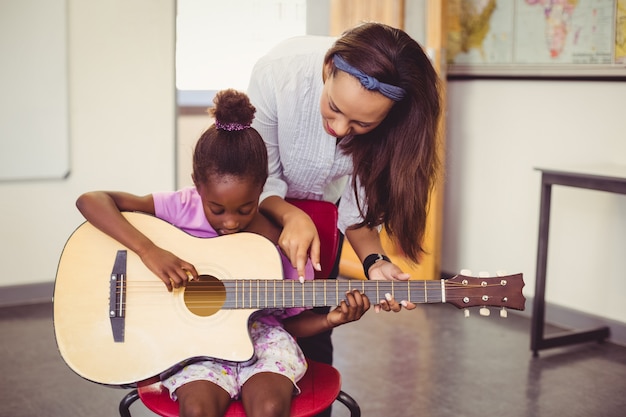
[183,275,225,317]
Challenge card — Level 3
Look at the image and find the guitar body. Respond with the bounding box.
[53,212,283,386]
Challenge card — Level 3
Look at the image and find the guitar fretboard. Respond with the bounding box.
[221,279,444,309]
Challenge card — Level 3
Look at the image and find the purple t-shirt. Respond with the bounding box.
[152,187,313,324]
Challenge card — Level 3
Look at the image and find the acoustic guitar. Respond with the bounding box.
[53,212,525,386]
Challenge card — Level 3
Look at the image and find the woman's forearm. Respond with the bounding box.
[345,225,386,262]
[259,195,300,227]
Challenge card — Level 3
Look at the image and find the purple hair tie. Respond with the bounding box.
[215,120,251,131]
[333,54,406,101]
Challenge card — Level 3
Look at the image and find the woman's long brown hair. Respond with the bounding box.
[325,23,442,263]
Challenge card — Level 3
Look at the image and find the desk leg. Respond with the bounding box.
[531,178,551,357]
[530,175,611,356]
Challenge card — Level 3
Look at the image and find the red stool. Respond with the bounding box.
[119,359,360,417]
[118,199,360,417]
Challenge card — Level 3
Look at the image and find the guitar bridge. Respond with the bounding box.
[109,250,127,343]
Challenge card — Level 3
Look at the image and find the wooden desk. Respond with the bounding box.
[531,166,626,356]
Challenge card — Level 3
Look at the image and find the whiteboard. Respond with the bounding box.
[0,0,69,181]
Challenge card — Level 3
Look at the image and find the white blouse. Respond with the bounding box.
[247,36,364,233]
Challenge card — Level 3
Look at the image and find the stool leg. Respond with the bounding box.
[119,389,140,417]
[337,391,361,417]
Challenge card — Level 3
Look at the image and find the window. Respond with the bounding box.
[176,0,306,101]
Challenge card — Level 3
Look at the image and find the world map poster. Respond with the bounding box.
[447,0,626,78]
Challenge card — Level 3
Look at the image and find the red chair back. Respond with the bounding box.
[286,199,338,279]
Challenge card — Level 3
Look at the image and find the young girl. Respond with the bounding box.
[76,89,370,417]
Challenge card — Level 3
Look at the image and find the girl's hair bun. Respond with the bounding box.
[211,89,256,131]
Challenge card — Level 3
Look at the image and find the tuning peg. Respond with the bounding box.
[496,270,508,277]
[460,269,472,276]
[479,307,490,316]
[464,309,470,318]
[500,307,508,318]
[478,271,490,277]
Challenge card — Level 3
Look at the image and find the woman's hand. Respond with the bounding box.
[139,245,198,292]
[367,260,417,312]
[327,290,371,327]
[344,226,417,312]
[367,258,409,281]
[260,196,322,279]
[279,209,321,279]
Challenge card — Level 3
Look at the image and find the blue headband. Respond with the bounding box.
[332,54,406,101]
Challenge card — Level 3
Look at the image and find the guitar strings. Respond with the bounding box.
[110,280,514,308]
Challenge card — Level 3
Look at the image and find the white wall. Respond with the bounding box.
[442,79,626,324]
[2,0,624,331]
[0,0,176,289]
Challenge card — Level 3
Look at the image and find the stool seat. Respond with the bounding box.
[119,359,360,417]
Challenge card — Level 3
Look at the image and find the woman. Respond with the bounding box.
[247,22,441,366]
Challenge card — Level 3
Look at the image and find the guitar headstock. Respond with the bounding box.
[444,270,525,316]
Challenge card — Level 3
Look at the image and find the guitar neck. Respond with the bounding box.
[220,279,444,309]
